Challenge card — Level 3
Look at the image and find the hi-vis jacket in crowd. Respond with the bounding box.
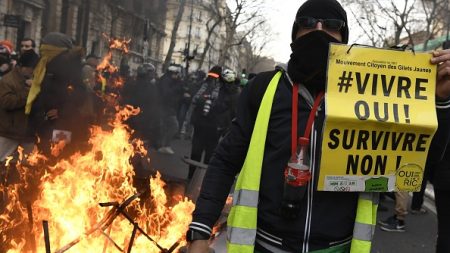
[189,69,450,253]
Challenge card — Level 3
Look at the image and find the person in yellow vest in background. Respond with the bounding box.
[186,0,450,252]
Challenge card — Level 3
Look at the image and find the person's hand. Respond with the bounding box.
[187,240,210,253]
[431,49,450,99]
[45,109,59,120]
[25,79,32,87]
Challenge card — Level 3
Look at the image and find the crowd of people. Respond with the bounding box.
[123,63,245,159]
[0,38,39,161]
[0,32,250,165]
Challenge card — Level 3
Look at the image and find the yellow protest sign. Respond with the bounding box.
[318,44,438,192]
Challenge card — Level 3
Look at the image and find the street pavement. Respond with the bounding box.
[372,194,437,253]
[147,138,192,181]
[150,138,438,253]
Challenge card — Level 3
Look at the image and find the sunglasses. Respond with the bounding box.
[296,16,345,31]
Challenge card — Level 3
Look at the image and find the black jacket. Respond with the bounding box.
[122,77,160,137]
[157,74,183,116]
[192,70,357,252]
[432,147,450,190]
[190,79,233,129]
[191,69,450,252]
[29,50,86,145]
[430,99,450,190]
[37,50,84,118]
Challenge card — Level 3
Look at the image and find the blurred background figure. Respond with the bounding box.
[187,66,234,180]
[0,50,40,161]
[27,32,86,158]
[0,40,17,69]
[178,69,206,140]
[123,63,160,149]
[19,38,37,55]
[0,42,13,80]
[217,68,239,137]
[80,54,102,126]
[157,65,183,154]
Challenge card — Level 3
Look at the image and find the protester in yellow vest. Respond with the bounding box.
[186,0,450,252]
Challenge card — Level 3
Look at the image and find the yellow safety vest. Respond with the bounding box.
[226,71,378,253]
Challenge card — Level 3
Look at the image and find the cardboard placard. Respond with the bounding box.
[318,44,437,192]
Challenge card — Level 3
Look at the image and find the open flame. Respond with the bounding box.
[1,34,196,252]
[96,35,130,92]
[103,33,131,54]
[97,52,118,75]
[1,105,195,252]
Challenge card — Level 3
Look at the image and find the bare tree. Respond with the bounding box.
[420,0,447,50]
[197,0,224,70]
[344,0,447,49]
[218,0,266,66]
[243,22,274,73]
[374,0,417,46]
[344,0,389,47]
[163,0,187,72]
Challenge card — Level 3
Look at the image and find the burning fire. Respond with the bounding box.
[97,51,118,74]
[1,105,195,252]
[1,34,196,252]
[96,35,131,91]
[103,33,131,54]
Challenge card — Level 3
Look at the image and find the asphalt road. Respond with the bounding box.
[149,138,438,253]
[372,194,437,253]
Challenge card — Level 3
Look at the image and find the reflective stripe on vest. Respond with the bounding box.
[227,71,282,253]
[350,192,378,253]
[226,71,378,253]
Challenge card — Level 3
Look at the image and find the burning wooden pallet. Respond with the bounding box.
[37,193,179,253]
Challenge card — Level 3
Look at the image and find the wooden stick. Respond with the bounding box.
[55,193,141,253]
[26,202,37,253]
[100,230,123,252]
[54,208,118,253]
[102,225,112,253]
[126,223,138,253]
[42,220,51,253]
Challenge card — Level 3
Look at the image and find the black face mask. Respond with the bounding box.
[288,30,340,93]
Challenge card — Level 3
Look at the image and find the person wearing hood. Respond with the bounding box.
[26,32,87,157]
[186,66,234,180]
[185,0,450,252]
[122,63,160,148]
[0,42,13,79]
[157,65,184,154]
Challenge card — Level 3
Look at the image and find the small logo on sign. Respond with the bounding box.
[396,164,423,192]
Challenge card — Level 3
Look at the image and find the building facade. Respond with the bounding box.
[0,0,256,75]
[162,0,213,73]
[0,0,44,49]
[0,0,167,72]
[161,0,249,74]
